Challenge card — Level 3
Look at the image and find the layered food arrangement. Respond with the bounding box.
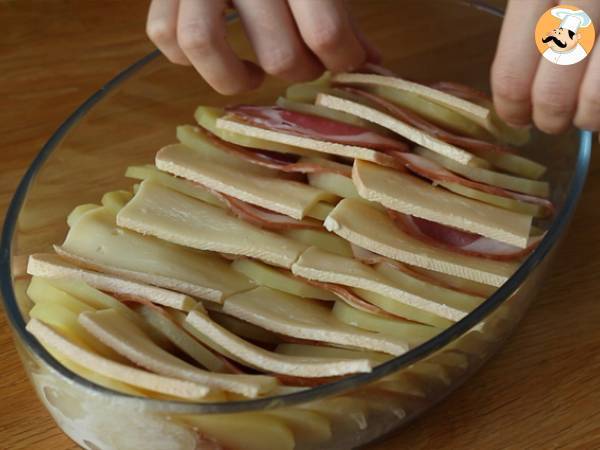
[21,68,552,411]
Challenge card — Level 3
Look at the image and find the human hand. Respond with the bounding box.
[147,0,379,95]
[491,0,600,140]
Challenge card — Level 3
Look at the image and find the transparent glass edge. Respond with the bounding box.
[0,7,593,414]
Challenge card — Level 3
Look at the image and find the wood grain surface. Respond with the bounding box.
[1,1,599,449]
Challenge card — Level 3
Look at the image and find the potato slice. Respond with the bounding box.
[305,202,334,220]
[180,413,295,450]
[231,258,336,301]
[14,278,33,320]
[280,228,353,257]
[27,276,93,314]
[308,172,359,198]
[126,164,224,208]
[223,287,408,355]
[59,205,253,301]
[285,72,332,103]
[325,198,518,286]
[185,308,373,377]
[79,309,277,398]
[27,253,196,311]
[439,182,547,218]
[209,310,281,345]
[416,147,550,197]
[101,190,133,215]
[117,180,307,268]
[67,203,101,228]
[137,305,232,373]
[353,160,532,248]
[265,408,332,446]
[332,301,439,346]
[156,143,336,220]
[196,106,319,157]
[405,265,497,298]
[292,246,469,322]
[316,93,479,166]
[27,318,210,400]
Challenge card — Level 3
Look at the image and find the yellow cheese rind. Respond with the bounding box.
[79,309,277,398]
[59,206,252,302]
[216,116,386,162]
[353,160,532,248]
[316,93,477,166]
[156,144,335,220]
[116,180,307,269]
[26,318,209,400]
[223,286,409,355]
[185,309,373,377]
[27,253,196,311]
[324,198,517,286]
[292,247,468,322]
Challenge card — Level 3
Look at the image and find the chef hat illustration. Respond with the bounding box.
[551,8,592,33]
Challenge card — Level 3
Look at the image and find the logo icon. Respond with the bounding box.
[535,5,595,65]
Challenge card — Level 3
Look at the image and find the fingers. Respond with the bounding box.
[491,0,555,127]
[288,0,367,72]
[233,0,322,82]
[574,46,600,132]
[147,0,189,65]
[176,0,264,95]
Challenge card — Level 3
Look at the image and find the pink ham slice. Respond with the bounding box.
[338,86,517,155]
[358,63,397,77]
[226,105,409,153]
[429,81,491,104]
[350,244,489,298]
[202,128,352,177]
[388,210,542,261]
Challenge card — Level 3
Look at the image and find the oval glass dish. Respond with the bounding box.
[0,1,592,449]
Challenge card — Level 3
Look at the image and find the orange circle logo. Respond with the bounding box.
[534,5,595,65]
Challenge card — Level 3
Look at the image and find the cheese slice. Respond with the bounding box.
[27,253,196,311]
[332,73,490,123]
[117,180,307,268]
[185,308,372,377]
[324,198,518,286]
[59,206,252,302]
[26,318,209,400]
[156,143,336,220]
[353,160,532,248]
[292,246,469,322]
[134,305,237,374]
[316,93,478,166]
[216,116,391,163]
[79,309,277,398]
[222,286,409,355]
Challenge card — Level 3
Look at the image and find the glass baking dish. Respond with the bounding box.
[0,1,592,449]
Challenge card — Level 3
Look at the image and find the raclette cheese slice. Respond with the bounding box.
[79,309,277,398]
[117,180,308,268]
[324,198,518,286]
[222,286,409,355]
[292,247,469,322]
[185,308,373,377]
[352,160,532,248]
[59,206,252,302]
[26,318,210,400]
[27,253,196,311]
[156,144,336,220]
[216,115,391,163]
[316,93,478,166]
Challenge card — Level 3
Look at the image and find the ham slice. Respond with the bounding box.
[388,210,542,260]
[350,244,489,298]
[201,127,352,177]
[429,81,491,104]
[339,86,515,155]
[206,187,323,230]
[226,105,409,153]
[359,63,397,77]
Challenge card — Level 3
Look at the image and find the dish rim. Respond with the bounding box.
[0,1,593,414]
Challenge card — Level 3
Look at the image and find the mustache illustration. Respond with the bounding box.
[542,35,567,48]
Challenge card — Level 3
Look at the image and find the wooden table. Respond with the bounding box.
[1,2,599,449]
